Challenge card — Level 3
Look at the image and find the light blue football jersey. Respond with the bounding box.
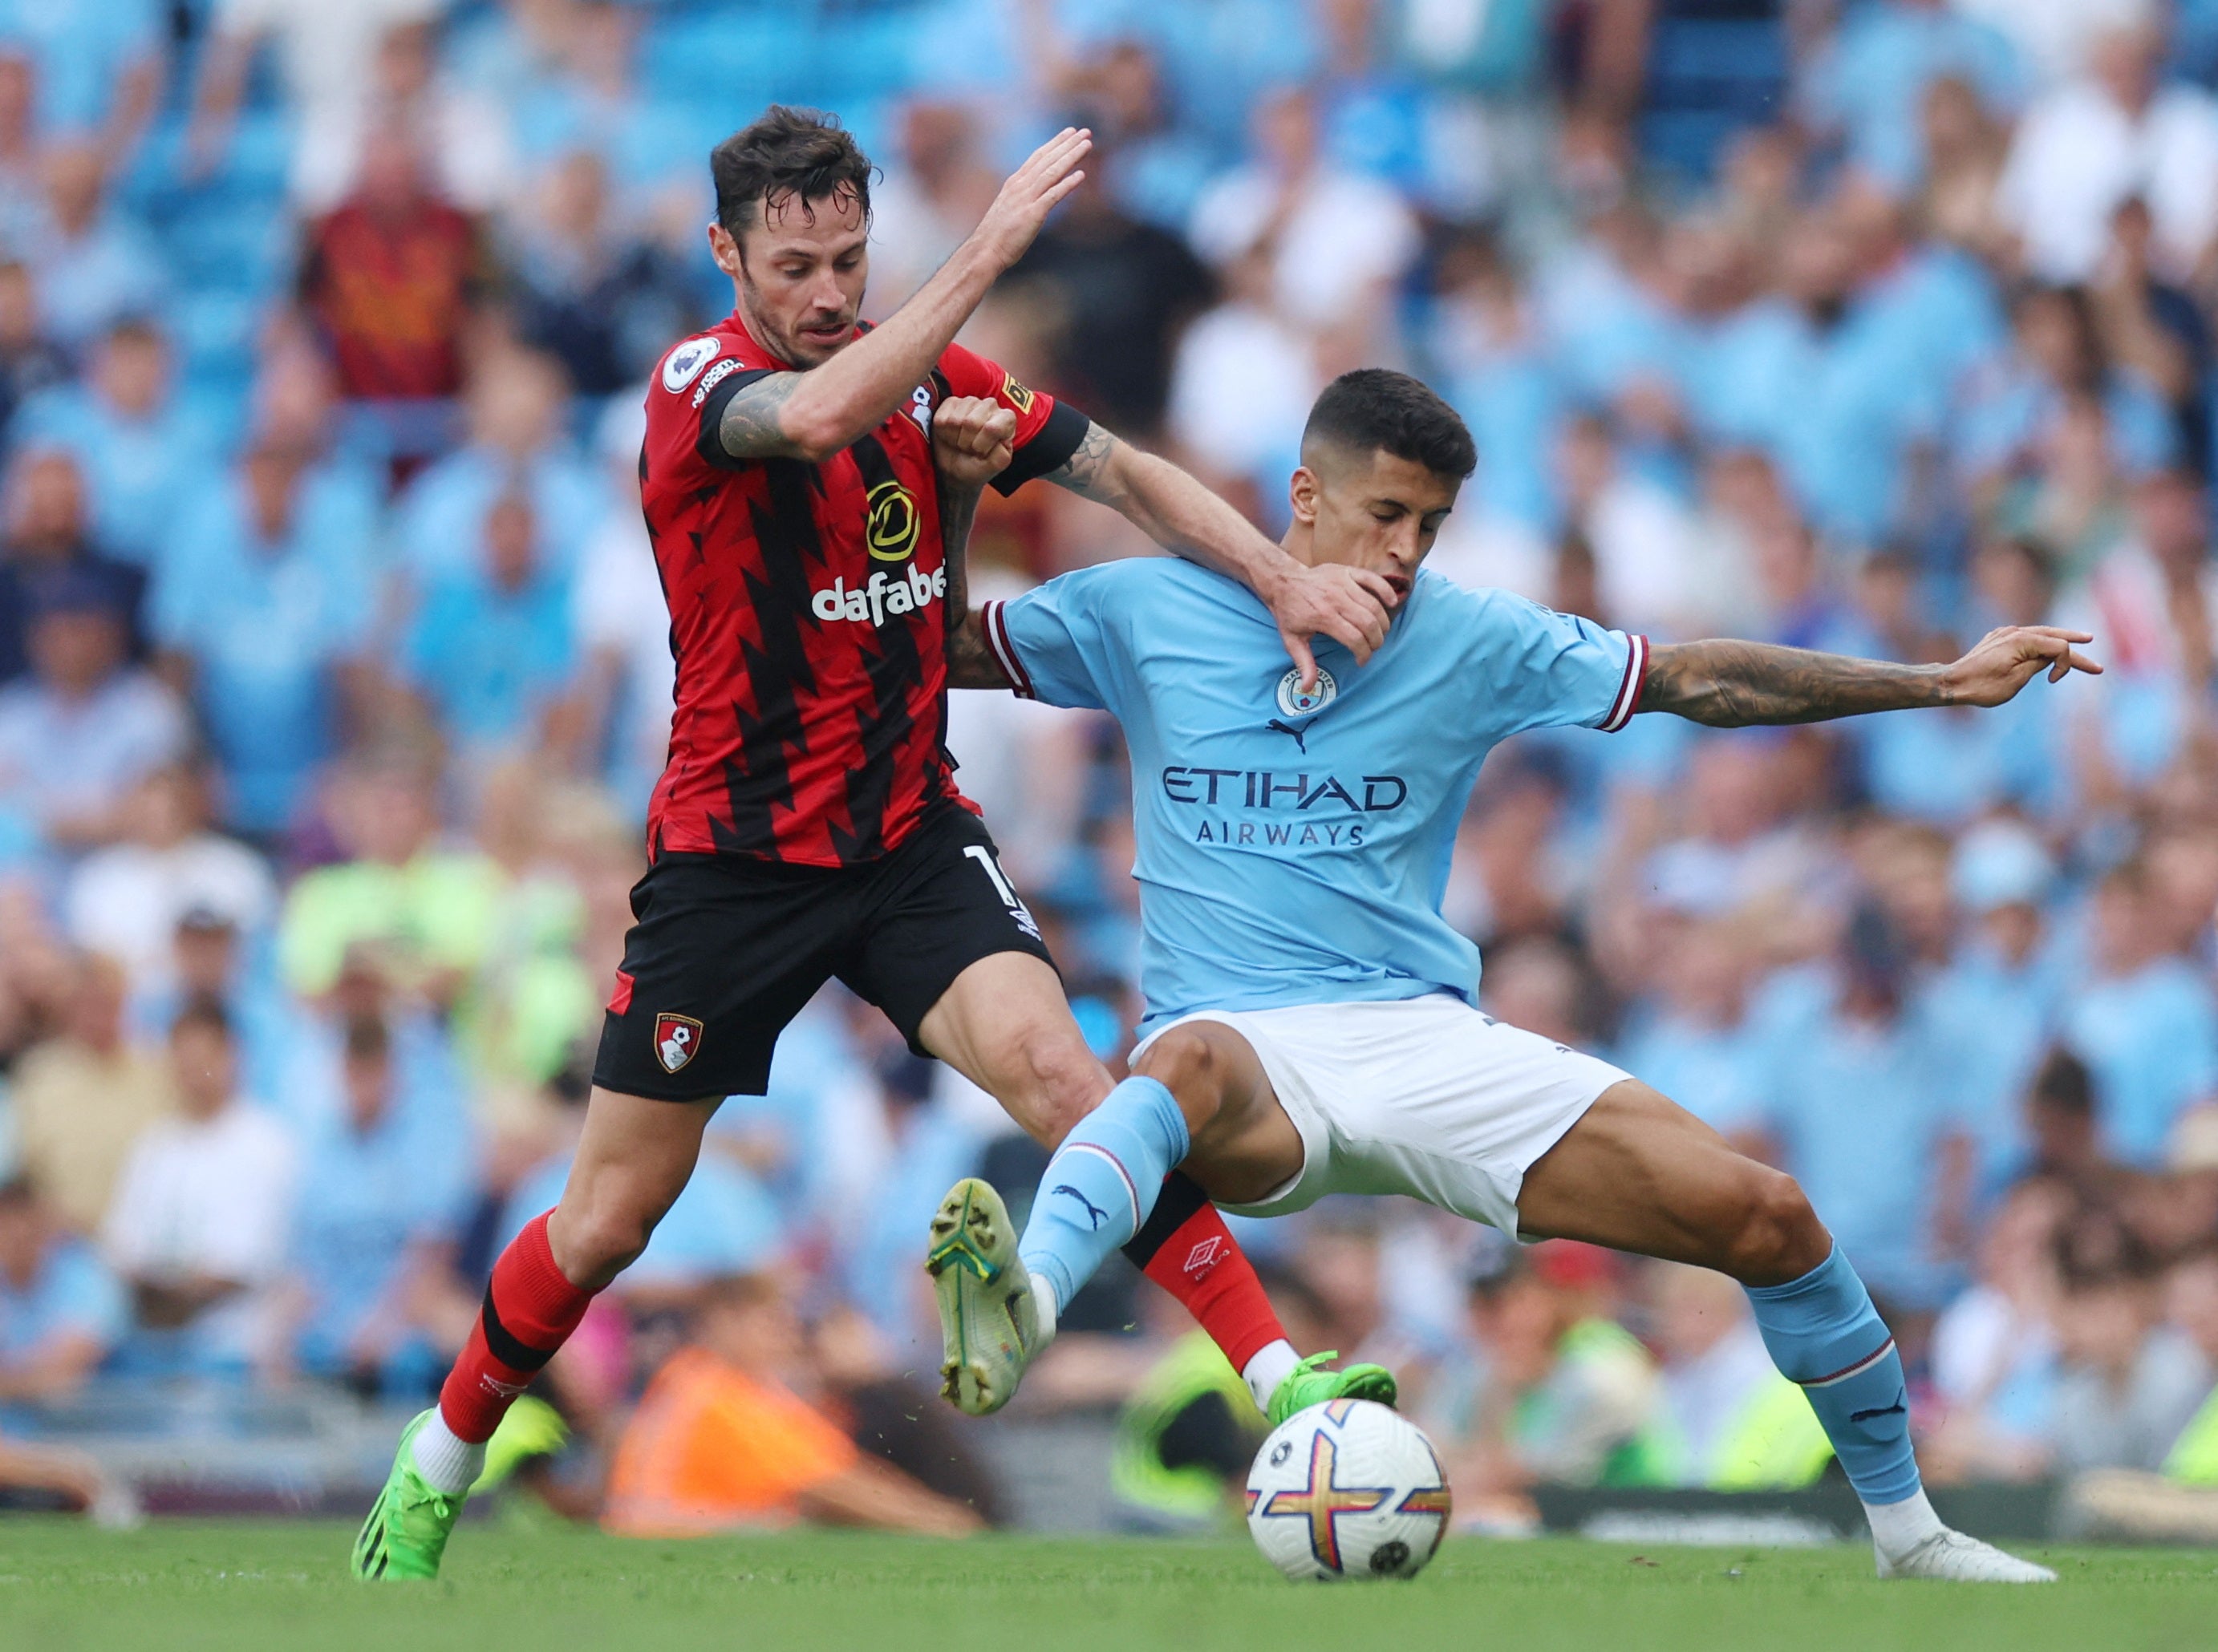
[984,560,1646,1029]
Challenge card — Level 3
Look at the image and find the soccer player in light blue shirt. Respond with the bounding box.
[925,369,2093,1581]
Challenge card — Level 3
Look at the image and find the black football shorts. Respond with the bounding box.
[592,804,1058,1100]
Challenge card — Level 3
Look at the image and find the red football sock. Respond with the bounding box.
[437,1211,595,1443]
[1125,1176,1286,1374]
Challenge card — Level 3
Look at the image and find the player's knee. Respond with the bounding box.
[1004,1024,1107,1147]
[558,1191,666,1285]
[1720,1167,1827,1286]
[1130,1029,1225,1133]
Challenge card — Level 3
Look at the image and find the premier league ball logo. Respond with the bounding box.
[660,335,721,393]
[1275,666,1338,719]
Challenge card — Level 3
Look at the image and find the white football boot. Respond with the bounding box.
[1875,1528,2057,1583]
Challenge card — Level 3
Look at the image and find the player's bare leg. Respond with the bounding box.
[1128,1018,1305,1204]
[916,949,1110,1148]
[1516,1080,2054,1582]
[919,956,1389,1419]
[356,1087,717,1580]
[1126,1022,1394,1421]
[1510,1080,1828,1283]
[546,1087,724,1287]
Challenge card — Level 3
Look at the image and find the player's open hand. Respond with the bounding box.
[971,128,1092,271]
[1266,561,1397,689]
[934,395,1016,488]
[1942,625,2102,707]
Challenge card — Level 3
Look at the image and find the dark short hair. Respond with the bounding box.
[710,106,874,239]
[1302,368,1477,481]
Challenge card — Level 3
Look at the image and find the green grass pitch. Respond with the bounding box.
[5,1520,2218,1652]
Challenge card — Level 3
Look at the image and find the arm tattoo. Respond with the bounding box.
[936,471,1010,690]
[1640,639,1953,727]
[1044,421,1132,510]
[716,372,807,460]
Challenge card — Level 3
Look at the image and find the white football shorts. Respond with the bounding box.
[1133,994,1631,1235]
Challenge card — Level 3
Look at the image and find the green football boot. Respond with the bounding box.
[471,1395,569,1496]
[351,1410,465,1581]
[927,1177,1043,1417]
[1267,1350,1400,1427]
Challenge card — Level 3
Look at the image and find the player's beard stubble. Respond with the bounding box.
[740,267,858,370]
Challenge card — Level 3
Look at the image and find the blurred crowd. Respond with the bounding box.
[10,0,2218,1533]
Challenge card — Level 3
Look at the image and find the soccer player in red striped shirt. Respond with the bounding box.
[354,108,1396,1579]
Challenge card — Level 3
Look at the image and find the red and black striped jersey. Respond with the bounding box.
[639,314,1085,866]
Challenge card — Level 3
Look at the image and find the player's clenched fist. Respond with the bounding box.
[933,395,1017,488]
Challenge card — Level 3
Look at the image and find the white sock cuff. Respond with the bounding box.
[1031,1272,1061,1338]
[409,1410,488,1497]
[1242,1339,1301,1414]
[1863,1486,1944,1559]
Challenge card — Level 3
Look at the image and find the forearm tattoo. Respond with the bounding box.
[716,372,806,460]
[1640,640,1953,727]
[936,472,1008,689]
[1044,421,1131,510]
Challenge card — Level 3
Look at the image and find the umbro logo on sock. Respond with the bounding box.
[1053,1184,1109,1230]
[1183,1236,1224,1277]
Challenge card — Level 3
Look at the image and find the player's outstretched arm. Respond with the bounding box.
[933,395,1016,690]
[717,129,1092,464]
[1045,423,1393,690]
[1640,626,2102,726]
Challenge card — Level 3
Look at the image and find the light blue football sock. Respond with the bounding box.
[1743,1245,1921,1505]
[1017,1076,1189,1318]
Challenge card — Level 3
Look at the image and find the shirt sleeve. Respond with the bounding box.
[1460,587,1648,736]
[937,342,1089,495]
[642,333,771,478]
[978,567,1122,711]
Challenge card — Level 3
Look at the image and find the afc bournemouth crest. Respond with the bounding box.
[654,1012,704,1074]
[1275,666,1337,719]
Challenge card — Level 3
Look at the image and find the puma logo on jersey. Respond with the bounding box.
[1267,718,1310,751]
[811,564,947,627]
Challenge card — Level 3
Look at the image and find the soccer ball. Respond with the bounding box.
[1245,1399,1452,1582]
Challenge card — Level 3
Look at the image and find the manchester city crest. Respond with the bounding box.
[1275,666,1337,719]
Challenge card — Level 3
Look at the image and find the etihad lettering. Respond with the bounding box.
[1161,767,1408,812]
[810,564,947,628]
